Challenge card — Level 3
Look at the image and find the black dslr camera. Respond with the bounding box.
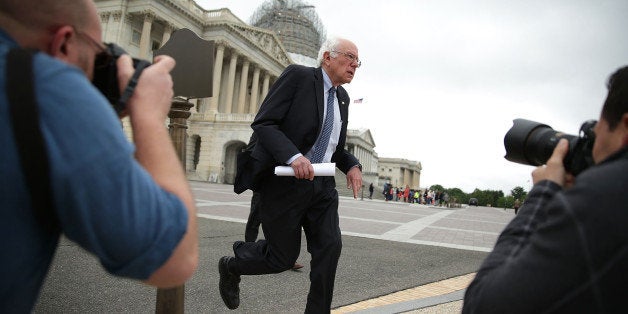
[504,119,597,175]
[92,43,151,114]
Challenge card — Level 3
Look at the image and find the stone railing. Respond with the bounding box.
[189,112,214,121]
[205,8,224,19]
[216,113,255,122]
[190,112,255,122]
[205,8,244,23]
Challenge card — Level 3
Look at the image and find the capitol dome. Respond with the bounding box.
[250,0,326,66]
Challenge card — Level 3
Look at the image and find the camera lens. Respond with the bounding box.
[504,119,596,175]
[504,119,577,166]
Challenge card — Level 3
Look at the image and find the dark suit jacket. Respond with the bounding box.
[234,64,359,193]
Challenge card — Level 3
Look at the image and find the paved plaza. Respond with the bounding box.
[34,181,516,313]
[192,181,513,253]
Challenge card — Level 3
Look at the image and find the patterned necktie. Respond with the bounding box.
[311,87,336,163]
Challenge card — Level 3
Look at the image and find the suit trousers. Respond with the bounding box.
[231,175,342,313]
[244,191,262,242]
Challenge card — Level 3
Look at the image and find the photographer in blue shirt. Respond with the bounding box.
[0,0,198,312]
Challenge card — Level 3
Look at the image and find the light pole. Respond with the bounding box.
[155,97,193,314]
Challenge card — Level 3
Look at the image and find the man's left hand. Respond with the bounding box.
[532,138,570,187]
[346,166,363,199]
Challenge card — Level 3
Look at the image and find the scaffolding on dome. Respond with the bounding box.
[250,0,326,60]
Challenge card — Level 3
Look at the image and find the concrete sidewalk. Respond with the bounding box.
[34,218,487,313]
[334,273,473,313]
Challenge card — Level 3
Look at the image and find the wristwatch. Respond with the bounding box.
[354,163,363,172]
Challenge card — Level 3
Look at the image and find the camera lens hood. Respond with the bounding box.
[504,118,552,165]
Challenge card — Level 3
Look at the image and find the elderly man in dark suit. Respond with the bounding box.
[220,37,363,313]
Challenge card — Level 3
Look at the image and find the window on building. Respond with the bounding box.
[152,40,161,51]
[193,136,201,170]
[131,29,141,45]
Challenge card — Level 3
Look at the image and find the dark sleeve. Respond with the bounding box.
[462,180,589,313]
[332,149,359,174]
[251,65,302,163]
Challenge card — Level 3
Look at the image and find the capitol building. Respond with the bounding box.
[94,0,421,195]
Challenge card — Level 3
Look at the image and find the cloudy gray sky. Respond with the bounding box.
[196,0,628,194]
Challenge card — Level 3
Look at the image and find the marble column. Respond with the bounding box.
[209,44,225,113]
[404,170,409,187]
[139,12,155,59]
[109,11,123,44]
[237,60,250,114]
[361,150,366,171]
[359,148,364,167]
[99,12,111,42]
[224,52,238,114]
[249,66,260,114]
[261,72,270,102]
[161,23,174,47]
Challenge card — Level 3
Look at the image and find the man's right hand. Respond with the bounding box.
[116,54,175,123]
[291,156,315,180]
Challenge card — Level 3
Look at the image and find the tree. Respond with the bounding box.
[510,186,527,201]
[470,189,504,206]
[470,189,486,205]
[487,189,504,206]
[445,187,467,204]
[497,195,515,209]
[425,185,527,208]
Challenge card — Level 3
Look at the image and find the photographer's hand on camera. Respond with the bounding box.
[532,139,574,188]
[116,54,175,122]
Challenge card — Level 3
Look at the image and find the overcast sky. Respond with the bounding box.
[196,0,628,194]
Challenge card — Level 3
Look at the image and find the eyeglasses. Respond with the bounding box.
[331,50,361,68]
[73,28,112,69]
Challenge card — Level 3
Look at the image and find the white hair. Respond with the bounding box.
[317,36,342,66]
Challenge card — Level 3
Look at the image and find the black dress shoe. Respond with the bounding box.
[219,256,240,310]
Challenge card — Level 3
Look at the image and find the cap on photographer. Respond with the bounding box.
[463,65,628,313]
[0,0,198,312]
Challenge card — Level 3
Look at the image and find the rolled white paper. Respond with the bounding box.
[274,162,336,176]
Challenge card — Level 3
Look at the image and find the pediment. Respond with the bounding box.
[228,24,292,67]
[361,129,376,147]
[348,128,376,148]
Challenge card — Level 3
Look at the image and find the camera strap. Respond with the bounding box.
[115,59,151,113]
[6,47,60,235]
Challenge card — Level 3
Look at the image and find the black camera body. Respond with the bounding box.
[92,43,151,114]
[504,118,597,175]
